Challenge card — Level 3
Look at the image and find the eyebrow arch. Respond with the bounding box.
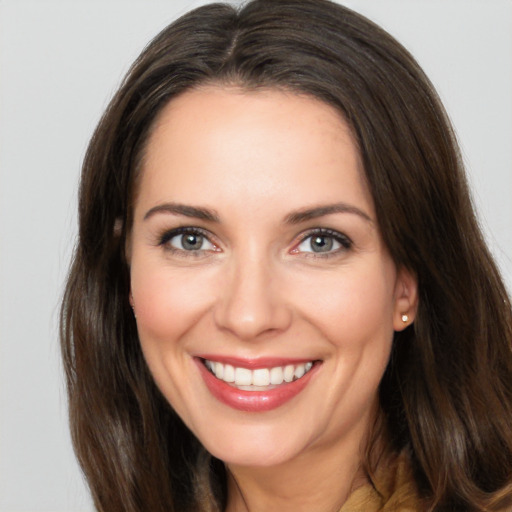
[284,202,373,224]
[143,202,220,222]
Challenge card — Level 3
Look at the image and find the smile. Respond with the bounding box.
[203,359,314,389]
[196,357,320,412]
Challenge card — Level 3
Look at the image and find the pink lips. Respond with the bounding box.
[195,356,319,412]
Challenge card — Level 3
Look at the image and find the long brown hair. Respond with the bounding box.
[60,1,512,510]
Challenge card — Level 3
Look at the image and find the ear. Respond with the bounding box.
[113,217,123,237]
[129,290,137,319]
[393,267,419,331]
[114,215,133,264]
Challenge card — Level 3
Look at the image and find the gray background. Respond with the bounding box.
[1,1,510,510]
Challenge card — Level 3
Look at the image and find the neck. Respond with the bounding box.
[224,415,382,512]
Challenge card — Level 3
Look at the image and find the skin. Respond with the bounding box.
[128,86,417,512]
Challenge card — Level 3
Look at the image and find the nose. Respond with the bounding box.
[213,255,292,341]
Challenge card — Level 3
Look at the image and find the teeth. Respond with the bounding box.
[204,359,315,389]
[294,364,305,379]
[223,364,235,383]
[283,365,295,383]
[269,366,283,385]
[235,367,252,386]
[252,368,270,386]
[214,362,224,380]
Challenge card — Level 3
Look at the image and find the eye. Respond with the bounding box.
[293,229,352,255]
[159,227,217,253]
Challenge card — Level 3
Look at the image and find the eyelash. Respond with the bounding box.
[293,228,353,258]
[158,226,219,257]
[157,226,352,258]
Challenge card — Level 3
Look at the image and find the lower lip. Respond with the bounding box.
[196,359,319,412]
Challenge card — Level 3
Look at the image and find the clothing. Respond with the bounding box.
[339,452,421,512]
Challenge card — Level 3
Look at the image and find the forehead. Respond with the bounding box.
[136,86,373,221]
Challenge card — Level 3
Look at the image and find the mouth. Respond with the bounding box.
[202,358,315,390]
[196,356,321,412]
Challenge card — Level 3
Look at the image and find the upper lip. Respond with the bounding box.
[196,354,319,369]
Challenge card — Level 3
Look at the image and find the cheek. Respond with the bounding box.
[291,261,397,348]
[130,257,217,348]
[129,259,219,411]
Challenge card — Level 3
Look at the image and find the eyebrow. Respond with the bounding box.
[143,201,372,225]
[284,203,373,224]
[143,202,220,222]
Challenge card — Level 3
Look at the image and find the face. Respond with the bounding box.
[129,87,416,468]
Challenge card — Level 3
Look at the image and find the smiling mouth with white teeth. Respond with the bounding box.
[202,359,315,390]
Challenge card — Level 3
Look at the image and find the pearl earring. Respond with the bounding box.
[401,314,409,323]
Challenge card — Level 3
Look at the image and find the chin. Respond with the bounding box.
[195,418,314,468]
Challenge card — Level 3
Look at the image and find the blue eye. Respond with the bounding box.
[160,228,216,253]
[296,230,351,255]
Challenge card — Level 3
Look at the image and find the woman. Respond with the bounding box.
[60,0,512,510]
